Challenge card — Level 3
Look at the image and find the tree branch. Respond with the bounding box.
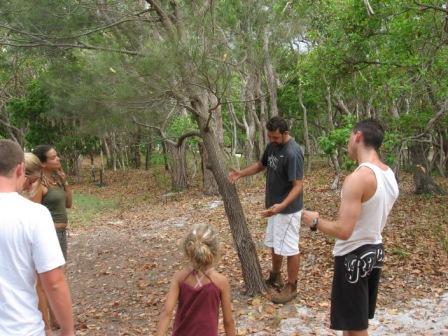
[145,0,177,36]
[416,2,448,14]
[176,131,202,147]
[204,96,221,132]
[0,17,159,42]
[363,0,375,16]
[344,59,411,68]
[0,40,144,56]
[424,99,448,134]
[132,116,176,146]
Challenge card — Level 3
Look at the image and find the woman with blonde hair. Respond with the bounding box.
[23,152,53,336]
[156,223,236,336]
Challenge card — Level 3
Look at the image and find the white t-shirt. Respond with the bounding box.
[0,192,65,336]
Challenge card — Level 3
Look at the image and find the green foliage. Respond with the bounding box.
[1,0,447,177]
[150,152,167,166]
[6,81,64,146]
[382,131,401,166]
[318,116,355,155]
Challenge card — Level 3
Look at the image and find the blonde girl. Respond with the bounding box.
[22,152,45,201]
[156,224,236,336]
[23,153,53,336]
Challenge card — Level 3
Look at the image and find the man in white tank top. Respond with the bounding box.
[302,120,399,336]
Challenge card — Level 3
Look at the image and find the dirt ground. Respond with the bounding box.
[65,168,448,335]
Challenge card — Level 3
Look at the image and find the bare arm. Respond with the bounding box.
[261,179,303,217]
[155,273,181,336]
[220,277,236,336]
[228,161,265,183]
[39,268,74,336]
[302,173,363,240]
[30,183,43,203]
[64,184,73,208]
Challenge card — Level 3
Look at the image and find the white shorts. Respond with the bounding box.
[264,211,301,256]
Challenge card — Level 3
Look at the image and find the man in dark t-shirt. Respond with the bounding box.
[228,116,304,304]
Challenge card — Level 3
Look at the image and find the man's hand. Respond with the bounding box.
[228,168,241,184]
[261,204,284,217]
[302,209,319,227]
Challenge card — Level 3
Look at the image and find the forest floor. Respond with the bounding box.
[64,166,448,336]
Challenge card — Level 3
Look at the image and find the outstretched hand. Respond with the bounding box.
[228,168,241,184]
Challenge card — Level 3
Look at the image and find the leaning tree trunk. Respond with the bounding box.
[199,142,219,196]
[165,140,188,191]
[198,95,221,196]
[192,95,266,296]
[410,141,446,195]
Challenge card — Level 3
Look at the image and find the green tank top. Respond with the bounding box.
[41,187,68,223]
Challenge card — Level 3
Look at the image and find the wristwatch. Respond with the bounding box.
[310,216,319,232]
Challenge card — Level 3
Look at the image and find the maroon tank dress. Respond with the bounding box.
[172,270,221,336]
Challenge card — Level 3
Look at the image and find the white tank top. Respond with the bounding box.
[333,162,399,256]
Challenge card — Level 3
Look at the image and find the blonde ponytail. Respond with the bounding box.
[24,153,42,176]
[22,153,42,199]
[183,224,219,271]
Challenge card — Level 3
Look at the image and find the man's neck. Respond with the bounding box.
[0,177,18,193]
[357,148,382,165]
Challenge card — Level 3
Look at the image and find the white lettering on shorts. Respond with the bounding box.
[344,246,384,284]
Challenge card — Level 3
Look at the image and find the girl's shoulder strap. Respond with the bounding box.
[203,267,215,281]
[181,268,196,283]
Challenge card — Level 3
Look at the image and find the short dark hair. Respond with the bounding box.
[353,119,384,150]
[32,145,53,163]
[266,116,288,133]
[0,139,24,176]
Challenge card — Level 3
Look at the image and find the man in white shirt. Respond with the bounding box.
[302,120,399,336]
[0,139,75,336]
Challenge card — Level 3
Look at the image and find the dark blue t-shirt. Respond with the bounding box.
[261,138,304,214]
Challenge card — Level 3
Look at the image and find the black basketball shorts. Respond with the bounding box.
[330,244,384,331]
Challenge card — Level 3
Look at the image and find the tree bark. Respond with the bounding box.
[243,73,257,162]
[255,73,268,160]
[299,89,312,175]
[130,127,142,169]
[263,28,279,117]
[145,141,152,170]
[191,94,266,296]
[101,136,112,169]
[410,142,446,195]
[199,142,219,195]
[326,86,341,190]
[199,95,221,195]
[165,140,188,191]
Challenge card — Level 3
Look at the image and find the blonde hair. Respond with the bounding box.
[183,224,219,271]
[23,153,42,199]
[25,152,42,177]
